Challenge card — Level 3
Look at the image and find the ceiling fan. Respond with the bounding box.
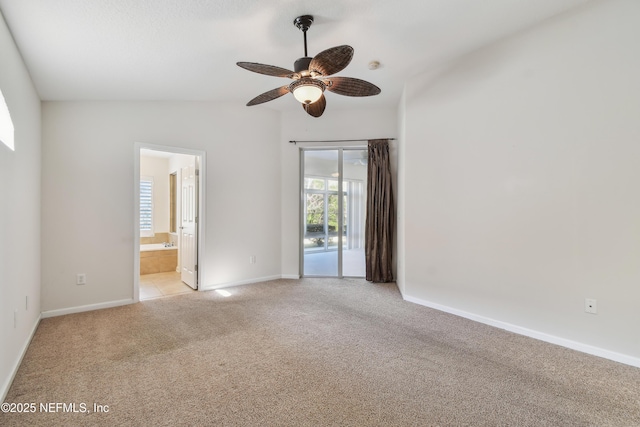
[237,15,381,118]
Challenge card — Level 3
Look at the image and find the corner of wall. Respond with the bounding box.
[395,88,407,295]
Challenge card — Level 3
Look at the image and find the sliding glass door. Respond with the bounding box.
[301,148,367,277]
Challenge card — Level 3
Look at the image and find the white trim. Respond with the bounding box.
[40,275,293,318]
[134,145,141,302]
[402,293,640,368]
[41,299,134,319]
[281,274,301,280]
[199,275,285,291]
[1,314,41,402]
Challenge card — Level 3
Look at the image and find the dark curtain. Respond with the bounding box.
[365,139,394,283]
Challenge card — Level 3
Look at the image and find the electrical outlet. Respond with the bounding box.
[25,296,28,310]
[14,310,17,328]
[585,298,597,314]
[249,255,256,264]
[76,273,86,285]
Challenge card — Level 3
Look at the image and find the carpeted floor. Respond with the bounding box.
[2,278,639,426]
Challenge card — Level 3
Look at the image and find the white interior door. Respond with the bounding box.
[180,164,198,289]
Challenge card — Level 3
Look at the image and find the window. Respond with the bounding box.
[140,177,154,237]
[0,90,14,151]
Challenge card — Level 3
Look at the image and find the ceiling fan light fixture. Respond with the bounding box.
[290,78,325,105]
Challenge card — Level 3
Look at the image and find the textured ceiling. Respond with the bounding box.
[0,0,591,111]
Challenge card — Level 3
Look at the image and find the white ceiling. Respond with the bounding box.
[0,0,590,112]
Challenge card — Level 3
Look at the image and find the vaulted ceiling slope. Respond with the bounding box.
[0,0,590,110]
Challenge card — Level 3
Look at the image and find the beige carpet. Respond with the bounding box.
[2,278,639,426]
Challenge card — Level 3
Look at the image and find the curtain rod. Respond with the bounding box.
[289,138,396,145]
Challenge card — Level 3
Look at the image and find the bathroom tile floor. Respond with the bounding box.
[140,271,194,300]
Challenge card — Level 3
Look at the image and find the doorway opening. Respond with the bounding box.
[134,144,206,301]
[300,148,367,277]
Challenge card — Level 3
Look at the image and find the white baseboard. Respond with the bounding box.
[41,298,135,318]
[403,294,640,369]
[281,274,301,280]
[1,314,41,403]
[199,275,286,291]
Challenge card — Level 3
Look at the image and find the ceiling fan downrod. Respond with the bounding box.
[293,15,314,70]
[303,28,308,57]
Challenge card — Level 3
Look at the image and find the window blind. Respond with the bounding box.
[140,178,153,233]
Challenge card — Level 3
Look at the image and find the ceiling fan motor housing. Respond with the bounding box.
[294,57,313,74]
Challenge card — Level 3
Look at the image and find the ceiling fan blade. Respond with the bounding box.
[323,76,381,97]
[309,45,354,77]
[302,94,326,118]
[237,62,299,79]
[247,86,290,106]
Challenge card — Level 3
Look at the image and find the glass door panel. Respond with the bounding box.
[341,149,367,277]
[302,150,338,276]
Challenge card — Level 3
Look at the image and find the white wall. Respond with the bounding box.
[140,155,170,234]
[280,107,398,277]
[0,12,42,400]
[41,101,282,313]
[399,0,640,362]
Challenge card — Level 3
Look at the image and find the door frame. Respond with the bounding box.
[133,142,206,302]
[299,146,366,278]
